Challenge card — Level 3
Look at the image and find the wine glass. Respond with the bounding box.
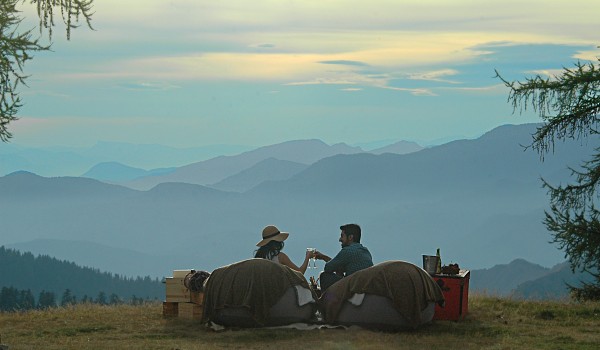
[307,248,316,269]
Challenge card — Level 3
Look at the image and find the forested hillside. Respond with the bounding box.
[0,247,163,307]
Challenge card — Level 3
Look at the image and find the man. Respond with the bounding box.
[314,223,373,291]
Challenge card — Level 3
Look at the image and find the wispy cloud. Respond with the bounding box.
[117,82,181,91]
[408,69,461,83]
[16,0,600,149]
[437,83,506,95]
[251,43,276,48]
[319,60,369,67]
[574,48,600,61]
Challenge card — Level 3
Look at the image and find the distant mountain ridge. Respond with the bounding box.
[0,170,138,198]
[99,138,426,190]
[0,141,252,177]
[7,138,425,186]
[210,158,308,193]
[82,162,176,182]
[1,123,597,275]
[370,140,424,155]
[122,139,365,190]
[470,259,597,299]
[513,262,597,299]
[470,259,550,295]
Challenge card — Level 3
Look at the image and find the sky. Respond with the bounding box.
[8,0,600,149]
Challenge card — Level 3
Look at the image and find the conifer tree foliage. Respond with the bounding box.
[497,58,600,300]
[0,0,93,141]
[37,290,56,308]
[0,246,164,302]
[0,286,34,311]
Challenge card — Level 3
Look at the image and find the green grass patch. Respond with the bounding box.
[0,297,599,350]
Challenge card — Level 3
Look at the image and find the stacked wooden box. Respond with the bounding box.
[162,269,204,320]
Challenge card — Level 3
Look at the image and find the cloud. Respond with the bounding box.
[285,78,359,86]
[574,48,600,61]
[526,69,565,78]
[319,60,369,67]
[437,83,507,95]
[408,69,461,83]
[28,1,599,104]
[117,82,181,91]
[383,86,436,96]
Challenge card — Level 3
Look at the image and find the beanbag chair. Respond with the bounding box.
[320,260,444,330]
[202,258,316,327]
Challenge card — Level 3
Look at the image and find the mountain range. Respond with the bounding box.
[117,139,423,190]
[0,139,423,180]
[1,123,596,287]
[470,259,596,299]
[0,141,252,177]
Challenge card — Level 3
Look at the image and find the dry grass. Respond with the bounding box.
[1,296,599,350]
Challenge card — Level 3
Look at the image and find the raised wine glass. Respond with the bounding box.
[307,248,316,268]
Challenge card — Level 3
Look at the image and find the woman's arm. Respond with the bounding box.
[278,251,311,274]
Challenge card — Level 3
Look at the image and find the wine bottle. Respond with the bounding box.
[436,248,442,274]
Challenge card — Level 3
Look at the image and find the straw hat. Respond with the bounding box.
[256,225,289,247]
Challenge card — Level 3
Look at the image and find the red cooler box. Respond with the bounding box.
[433,270,469,321]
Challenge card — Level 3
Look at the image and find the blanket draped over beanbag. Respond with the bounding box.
[321,260,445,328]
[202,258,316,326]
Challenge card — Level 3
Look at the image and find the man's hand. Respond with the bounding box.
[314,251,331,262]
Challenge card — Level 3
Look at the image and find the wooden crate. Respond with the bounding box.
[191,291,204,305]
[165,277,191,302]
[178,302,203,320]
[162,301,178,318]
[173,269,194,278]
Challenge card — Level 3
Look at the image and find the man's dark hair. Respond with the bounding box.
[340,223,362,243]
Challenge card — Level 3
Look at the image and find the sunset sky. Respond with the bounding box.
[10,0,600,149]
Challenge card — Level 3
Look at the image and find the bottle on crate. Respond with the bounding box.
[436,248,442,274]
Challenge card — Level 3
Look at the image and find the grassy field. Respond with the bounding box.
[1,296,599,350]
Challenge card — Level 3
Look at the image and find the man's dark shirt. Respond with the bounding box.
[323,242,373,276]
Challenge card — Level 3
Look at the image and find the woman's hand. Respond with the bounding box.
[305,249,314,259]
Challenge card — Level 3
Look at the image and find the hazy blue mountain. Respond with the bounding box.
[124,139,364,190]
[470,259,551,295]
[0,170,139,199]
[249,124,577,199]
[5,239,173,279]
[82,141,251,169]
[210,158,308,193]
[245,123,595,268]
[513,262,597,300]
[370,140,424,155]
[1,123,597,276]
[82,162,176,182]
[0,143,92,177]
[469,259,597,300]
[0,141,251,177]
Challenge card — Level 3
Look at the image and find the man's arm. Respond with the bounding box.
[314,251,331,262]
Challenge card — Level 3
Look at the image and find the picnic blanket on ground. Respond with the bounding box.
[202,258,313,326]
[321,260,444,328]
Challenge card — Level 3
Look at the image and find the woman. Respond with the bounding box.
[255,225,312,274]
